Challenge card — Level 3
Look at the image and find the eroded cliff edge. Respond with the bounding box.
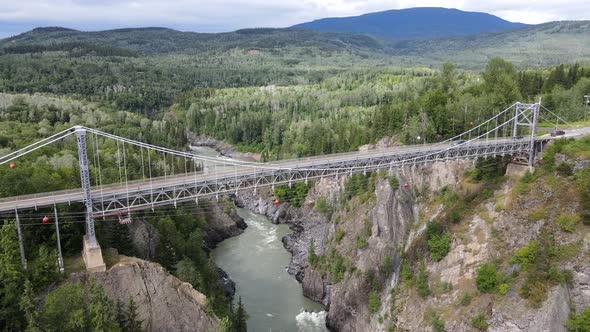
[236,152,590,332]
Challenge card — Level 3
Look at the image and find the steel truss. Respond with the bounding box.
[92,139,545,215]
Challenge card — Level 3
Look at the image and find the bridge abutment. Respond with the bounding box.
[82,235,106,272]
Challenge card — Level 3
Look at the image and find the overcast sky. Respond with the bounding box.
[0,0,588,38]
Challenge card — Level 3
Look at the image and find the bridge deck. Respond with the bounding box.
[1,128,588,215]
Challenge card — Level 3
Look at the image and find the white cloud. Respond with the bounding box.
[0,0,588,37]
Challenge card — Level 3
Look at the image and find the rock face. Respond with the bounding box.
[489,286,571,332]
[202,200,247,249]
[302,268,326,302]
[127,219,159,260]
[326,161,473,331]
[95,257,220,332]
[187,131,261,161]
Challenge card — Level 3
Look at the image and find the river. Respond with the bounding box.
[211,207,327,332]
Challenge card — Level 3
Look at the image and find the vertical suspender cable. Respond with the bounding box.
[148,148,154,209]
[122,142,130,212]
[53,203,64,273]
[94,134,105,215]
[163,151,167,179]
[117,140,122,184]
[14,208,27,269]
[140,146,146,180]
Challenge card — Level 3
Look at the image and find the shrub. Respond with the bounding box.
[400,262,413,283]
[274,182,312,208]
[335,229,345,244]
[471,313,489,331]
[519,274,548,307]
[330,254,347,283]
[426,221,451,261]
[364,219,372,237]
[425,309,446,332]
[428,233,451,262]
[381,256,394,277]
[308,239,318,267]
[557,214,580,232]
[528,206,548,221]
[356,236,368,249]
[556,162,573,177]
[389,176,399,189]
[566,308,590,332]
[417,264,431,298]
[459,292,472,306]
[476,263,500,293]
[368,291,381,314]
[498,283,509,296]
[511,240,539,269]
[315,197,331,216]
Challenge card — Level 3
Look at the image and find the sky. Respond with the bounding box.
[0,0,588,38]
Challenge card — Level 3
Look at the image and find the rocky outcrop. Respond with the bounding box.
[187,131,261,161]
[128,219,159,260]
[94,257,220,332]
[302,267,326,303]
[202,200,247,249]
[489,286,570,332]
[325,160,474,331]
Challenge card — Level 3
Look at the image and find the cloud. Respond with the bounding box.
[0,0,588,37]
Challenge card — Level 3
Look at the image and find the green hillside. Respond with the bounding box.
[0,27,383,55]
[390,21,590,68]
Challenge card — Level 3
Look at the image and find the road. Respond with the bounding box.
[1,126,589,214]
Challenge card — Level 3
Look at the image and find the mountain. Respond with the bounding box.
[388,21,590,68]
[0,26,383,55]
[292,7,527,40]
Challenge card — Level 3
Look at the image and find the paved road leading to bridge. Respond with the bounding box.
[1,126,589,213]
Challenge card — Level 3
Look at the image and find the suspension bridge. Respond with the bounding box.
[1,101,588,271]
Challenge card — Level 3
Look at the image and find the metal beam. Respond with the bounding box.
[75,126,97,248]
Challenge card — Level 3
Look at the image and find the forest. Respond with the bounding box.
[1,26,590,331]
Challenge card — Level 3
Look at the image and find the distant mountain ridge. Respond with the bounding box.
[292,7,527,40]
[0,27,383,55]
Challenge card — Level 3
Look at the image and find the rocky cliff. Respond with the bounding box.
[94,256,220,332]
[235,150,590,332]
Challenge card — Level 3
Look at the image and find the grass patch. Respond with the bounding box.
[471,313,489,331]
[528,206,548,221]
[335,229,345,244]
[557,213,581,232]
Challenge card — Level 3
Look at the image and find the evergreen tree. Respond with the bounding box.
[31,245,59,290]
[88,279,121,332]
[0,221,26,330]
[308,239,318,267]
[20,279,41,332]
[126,297,142,332]
[233,297,248,332]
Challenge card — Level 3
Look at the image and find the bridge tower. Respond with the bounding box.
[74,126,105,272]
[511,101,541,168]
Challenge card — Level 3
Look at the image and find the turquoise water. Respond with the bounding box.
[211,208,327,332]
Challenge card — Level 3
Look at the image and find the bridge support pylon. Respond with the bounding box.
[75,126,105,272]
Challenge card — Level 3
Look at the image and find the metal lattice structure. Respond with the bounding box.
[0,100,581,248]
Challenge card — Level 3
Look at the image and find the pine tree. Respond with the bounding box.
[32,245,58,290]
[233,297,248,332]
[0,221,26,330]
[88,279,121,332]
[19,279,41,332]
[308,239,318,267]
[126,297,142,332]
